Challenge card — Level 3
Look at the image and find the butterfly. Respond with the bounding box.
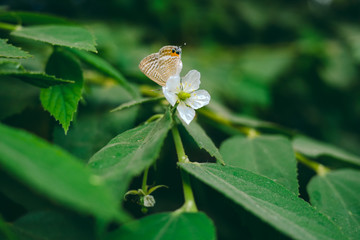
[139,45,183,86]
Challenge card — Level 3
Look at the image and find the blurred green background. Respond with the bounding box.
[2,0,360,155]
[1,1,360,239]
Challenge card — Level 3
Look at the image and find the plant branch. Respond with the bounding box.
[142,167,149,193]
[0,22,18,31]
[295,152,330,176]
[197,108,252,135]
[171,124,198,212]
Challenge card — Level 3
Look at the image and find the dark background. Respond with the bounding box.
[1,1,359,239]
[3,0,359,154]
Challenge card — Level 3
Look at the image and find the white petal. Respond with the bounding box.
[185,90,210,109]
[181,70,201,93]
[175,60,183,76]
[162,86,178,106]
[165,75,181,93]
[177,101,195,125]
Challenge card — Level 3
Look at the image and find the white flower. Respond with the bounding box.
[162,70,210,124]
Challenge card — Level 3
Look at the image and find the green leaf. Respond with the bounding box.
[293,135,360,167]
[0,59,74,88]
[3,72,74,88]
[40,50,83,133]
[105,212,215,240]
[0,123,122,221]
[180,163,346,240]
[307,169,360,240]
[111,97,164,112]
[0,38,31,58]
[220,135,299,194]
[54,85,138,160]
[181,119,225,165]
[12,25,97,52]
[0,58,24,73]
[0,11,73,25]
[11,211,96,240]
[88,109,172,199]
[69,49,136,96]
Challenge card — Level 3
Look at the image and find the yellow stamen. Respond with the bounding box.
[177,91,191,101]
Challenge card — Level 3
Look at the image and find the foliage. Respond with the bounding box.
[0,3,359,240]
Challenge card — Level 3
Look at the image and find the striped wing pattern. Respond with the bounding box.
[139,53,165,85]
[139,46,182,86]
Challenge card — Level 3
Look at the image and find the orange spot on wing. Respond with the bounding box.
[171,52,179,57]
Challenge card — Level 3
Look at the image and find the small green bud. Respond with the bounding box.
[143,195,156,207]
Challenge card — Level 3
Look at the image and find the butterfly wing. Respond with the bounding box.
[139,46,182,86]
[156,54,182,85]
[139,52,168,86]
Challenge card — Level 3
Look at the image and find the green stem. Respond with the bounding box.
[295,152,330,176]
[197,108,250,135]
[0,22,18,31]
[145,114,164,124]
[140,85,163,98]
[172,125,187,163]
[171,125,198,212]
[142,167,149,193]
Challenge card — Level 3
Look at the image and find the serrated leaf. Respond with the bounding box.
[308,169,360,240]
[111,97,164,112]
[69,49,136,96]
[0,60,74,87]
[220,135,299,194]
[180,163,346,240]
[0,38,31,58]
[3,72,74,88]
[181,119,225,165]
[293,135,360,167]
[54,85,138,160]
[0,59,24,73]
[11,211,96,240]
[105,212,215,240]
[88,109,172,199]
[40,50,83,133]
[12,25,97,52]
[0,123,122,221]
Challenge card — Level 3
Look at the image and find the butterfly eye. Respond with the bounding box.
[172,49,175,53]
